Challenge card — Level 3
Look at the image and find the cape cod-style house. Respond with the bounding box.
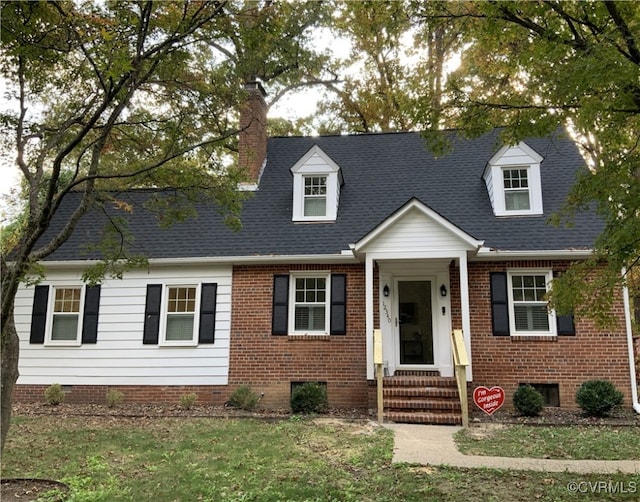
[13,83,638,423]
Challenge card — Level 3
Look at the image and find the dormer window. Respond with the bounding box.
[483,141,544,217]
[304,176,327,217]
[291,145,343,222]
[503,168,531,211]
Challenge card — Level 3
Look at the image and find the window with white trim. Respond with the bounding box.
[503,168,531,211]
[290,145,343,222]
[508,271,555,335]
[483,142,544,216]
[163,285,199,343]
[50,286,83,342]
[303,176,327,217]
[291,274,329,333]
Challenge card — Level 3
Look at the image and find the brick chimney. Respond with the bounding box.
[238,81,267,183]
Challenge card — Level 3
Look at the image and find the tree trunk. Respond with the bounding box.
[1,310,20,453]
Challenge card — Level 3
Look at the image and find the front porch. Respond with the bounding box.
[380,370,463,425]
[350,198,482,425]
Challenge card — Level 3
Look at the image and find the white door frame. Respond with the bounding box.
[393,276,438,370]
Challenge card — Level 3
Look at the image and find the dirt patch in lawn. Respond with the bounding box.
[1,479,68,502]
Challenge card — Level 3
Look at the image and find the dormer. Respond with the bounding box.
[291,145,344,222]
[483,141,544,217]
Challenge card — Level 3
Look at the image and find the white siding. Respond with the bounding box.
[362,207,473,255]
[14,265,233,386]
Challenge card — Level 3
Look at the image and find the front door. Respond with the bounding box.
[397,280,434,365]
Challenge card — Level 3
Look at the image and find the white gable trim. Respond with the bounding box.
[290,145,342,177]
[486,141,543,168]
[352,198,484,254]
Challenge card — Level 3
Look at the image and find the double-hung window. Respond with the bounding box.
[143,282,217,346]
[50,286,83,343]
[293,275,328,332]
[508,271,554,335]
[303,176,327,217]
[165,286,197,342]
[503,168,531,211]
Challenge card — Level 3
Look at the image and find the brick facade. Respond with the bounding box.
[228,263,368,409]
[14,259,634,411]
[464,260,633,409]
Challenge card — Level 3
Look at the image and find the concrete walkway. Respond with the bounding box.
[384,424,640,474]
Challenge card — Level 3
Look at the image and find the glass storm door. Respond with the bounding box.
[398,280,434,365]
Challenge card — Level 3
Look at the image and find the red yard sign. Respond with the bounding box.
[473,386,505,415]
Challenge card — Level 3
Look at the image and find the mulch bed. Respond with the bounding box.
[11,401,639,425]
[470,406,640,426]
[9,401,370,420]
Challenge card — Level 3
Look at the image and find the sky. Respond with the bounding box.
[0,25,341,222]
[0,84,322,223]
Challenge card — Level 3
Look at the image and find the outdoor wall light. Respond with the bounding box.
[440,284,447,297]
[383,284,390,297]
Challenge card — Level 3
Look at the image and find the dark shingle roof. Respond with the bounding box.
[40,128,603,261]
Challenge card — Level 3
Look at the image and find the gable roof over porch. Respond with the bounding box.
[351,197,484,259]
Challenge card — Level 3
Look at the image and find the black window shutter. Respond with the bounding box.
[330,274,347,335]
[29,285,49,344]
[552,271,575,336]
[198,283,217,344]
[490,272,510,336]
[556,313,575,336]
[143,284,162,344]
[81,285,101,344]
[272,275,289,335]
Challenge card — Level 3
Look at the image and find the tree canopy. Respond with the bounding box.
[1,0,638,452]
[0,0,329,452]
[431,0,640,325]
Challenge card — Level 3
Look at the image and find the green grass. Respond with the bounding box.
[455,424,640,460]
[1,415,639,501]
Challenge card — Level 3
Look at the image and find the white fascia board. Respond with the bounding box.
[38,253,360,269]
[474,247,594,260]
[353,198,484,253]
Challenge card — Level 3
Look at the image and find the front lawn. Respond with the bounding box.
[1,415,639,501]
[455,424,640,460]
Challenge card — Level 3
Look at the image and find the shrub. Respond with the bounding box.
[106,389,124,408]
[180,392,198,410]
[513,385,544,417]
[576,380,624,417]
[227,385,259,411]
[290,382,328,414]
[44,383,65,406]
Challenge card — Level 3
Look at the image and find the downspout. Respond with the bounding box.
[622,271,640,413]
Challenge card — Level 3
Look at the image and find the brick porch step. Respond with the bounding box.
[382,373,463,426]
[385,398,462,412]
[385,411,462,425]
[384,386,459,399]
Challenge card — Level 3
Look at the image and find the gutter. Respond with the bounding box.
[622,273,640,413]
[33,251,360,269]
[473,248,594,260]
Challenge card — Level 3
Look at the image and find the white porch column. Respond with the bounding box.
[365,254,375,380]
[459,253,473,381]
